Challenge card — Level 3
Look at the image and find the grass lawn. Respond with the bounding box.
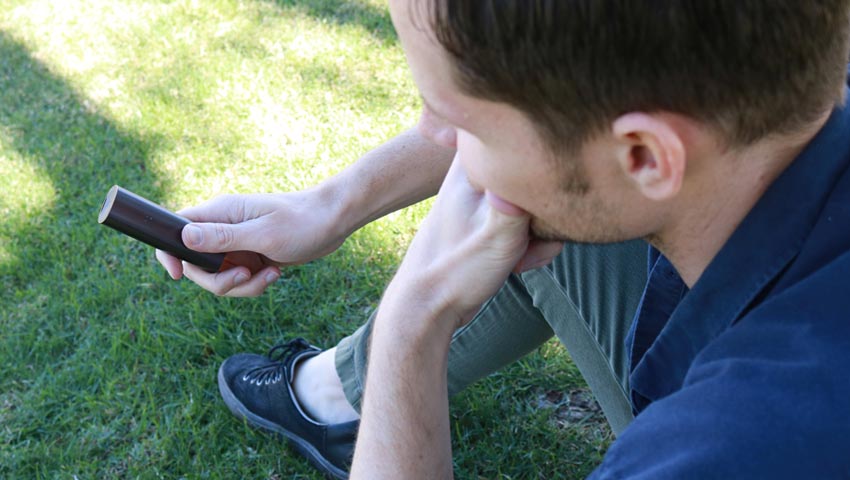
[0,0,612,477]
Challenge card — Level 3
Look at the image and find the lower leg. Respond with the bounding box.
[335,274,554,413]
[292,346,360,424]
[291,274,553,424]
[291,273,553,424]
[523,240,647,434]
[290,242,645,431]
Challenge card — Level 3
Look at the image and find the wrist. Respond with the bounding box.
[317,128,453,239]
[374,275,459,345]
[311,175,359,242]
[371,304,455,365]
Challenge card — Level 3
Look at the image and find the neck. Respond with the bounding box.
[652,113,831,288]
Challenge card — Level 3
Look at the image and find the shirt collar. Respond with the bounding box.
[630,88,850,406]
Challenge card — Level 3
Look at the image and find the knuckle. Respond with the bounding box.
[214,224,234,248]
[211,284,229,297]
[217,194,247,221]
[244,218,277,253]
[255,232,277,254]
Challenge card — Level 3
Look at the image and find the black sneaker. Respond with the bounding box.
[217,338,358,479]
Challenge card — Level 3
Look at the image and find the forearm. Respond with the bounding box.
[351,297,456,480]
[319,127,454,237]
[349,160,530,479]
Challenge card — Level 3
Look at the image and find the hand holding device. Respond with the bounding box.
[98,185,239,272]
[151,188,349,297]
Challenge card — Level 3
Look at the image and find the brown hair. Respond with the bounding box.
[427,1,850,152]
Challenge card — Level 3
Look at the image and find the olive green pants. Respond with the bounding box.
[335,240,648,435]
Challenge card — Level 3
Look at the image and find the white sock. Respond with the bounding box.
[292,347,361,424]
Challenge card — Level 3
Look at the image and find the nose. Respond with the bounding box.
[417,107,457,148]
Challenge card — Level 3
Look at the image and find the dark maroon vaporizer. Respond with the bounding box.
[98,185,226,273]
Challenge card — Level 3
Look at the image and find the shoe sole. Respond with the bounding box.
[217,364,349,480]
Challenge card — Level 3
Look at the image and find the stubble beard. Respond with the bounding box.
[527,160,629,244]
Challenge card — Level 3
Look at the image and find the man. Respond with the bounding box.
[158,1,850,478]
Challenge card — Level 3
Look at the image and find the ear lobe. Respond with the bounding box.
[613,113,686,202]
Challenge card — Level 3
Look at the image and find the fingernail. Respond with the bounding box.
[184,225,202,247]
[265,272,279,284]
[233,272,249,285]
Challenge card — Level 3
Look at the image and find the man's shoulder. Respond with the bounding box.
[596,230,850,479]
[593,288,850,479]
[698,169,850,423]
[767,154,850,307]
[711,104,850,381]
[661,228,850,476]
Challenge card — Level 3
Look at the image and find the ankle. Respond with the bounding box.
[292,347,360,424]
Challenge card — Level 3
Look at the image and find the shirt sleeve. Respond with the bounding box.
[588,300,850,479]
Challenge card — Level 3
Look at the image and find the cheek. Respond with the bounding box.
[454,137,512,204]
[454,131,490,185]
[456,131,553,212]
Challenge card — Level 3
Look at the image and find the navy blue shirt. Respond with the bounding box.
[590,84,850,478]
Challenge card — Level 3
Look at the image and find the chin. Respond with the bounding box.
[529,217,574,243]
[530,216,629,245]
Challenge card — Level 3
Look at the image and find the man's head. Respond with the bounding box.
[390,0,850,243]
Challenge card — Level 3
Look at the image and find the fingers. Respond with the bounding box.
[514,240,565,273]
[485,192,562,272]
[182,262,281,297]
[156,249,184,280]
[177,194,252,224]
[158,249,277,297]
[157,193,284,296]
[485,191,526,217]
[176,194,273,254]
[181,221,260,254]
[483,190,530,253]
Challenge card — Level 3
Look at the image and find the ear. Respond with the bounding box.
[612,113,686,201]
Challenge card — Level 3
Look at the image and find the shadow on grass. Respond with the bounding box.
[0,29,173,474]
[0,30,168,285]
[260,0,396,43]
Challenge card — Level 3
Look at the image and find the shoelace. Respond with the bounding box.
[242,338,311,386]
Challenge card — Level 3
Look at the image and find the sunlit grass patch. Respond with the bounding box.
[0,144,55,222]
[0,133,55,270]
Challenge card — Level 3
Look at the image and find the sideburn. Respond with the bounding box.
[556,156,591,195]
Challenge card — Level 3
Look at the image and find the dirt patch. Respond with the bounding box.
[536,388,609,431]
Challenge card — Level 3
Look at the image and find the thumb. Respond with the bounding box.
[485,191,529,224]
[182,222,254,253]
[486,191,526,216]
[514,240,565,273]
[483,191,530,249]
